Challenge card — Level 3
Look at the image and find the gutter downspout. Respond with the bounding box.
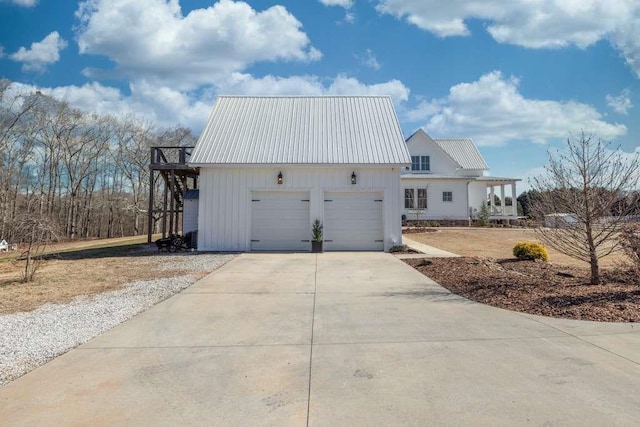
[466,180,472,227]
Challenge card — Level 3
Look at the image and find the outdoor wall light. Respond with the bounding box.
[277,171,283,185]
[351,171,357,185]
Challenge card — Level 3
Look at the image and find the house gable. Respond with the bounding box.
[404,129,461,175]
[404,129,488,177]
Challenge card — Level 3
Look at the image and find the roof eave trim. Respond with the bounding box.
[188,162,411,168]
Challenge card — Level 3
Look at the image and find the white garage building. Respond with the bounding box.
[189,96,411,252]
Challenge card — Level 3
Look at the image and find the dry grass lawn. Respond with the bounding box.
[0,235,199,314]
[406,227,626,268]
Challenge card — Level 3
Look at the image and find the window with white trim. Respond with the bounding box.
[420,156,430,171]
[405,188,415,208]
[411,155,430,171]
[411,156,420,171]
[442,191,453,202]
[417,188,427,209]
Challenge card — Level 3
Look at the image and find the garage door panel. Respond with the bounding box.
[324,191,383,251]
[251,191,310,251]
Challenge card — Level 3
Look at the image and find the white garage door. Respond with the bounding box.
[251,191,310,251]
[324,191,384,251]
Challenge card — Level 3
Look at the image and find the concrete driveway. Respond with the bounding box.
[1,253,639,426]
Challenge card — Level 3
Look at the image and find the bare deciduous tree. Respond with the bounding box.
[532,132,640,284]
[0,79,195,245]
[13,213,59,282]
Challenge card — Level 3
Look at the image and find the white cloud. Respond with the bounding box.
[606,89,633,115]
[356,49,381,70]
[375,0,640,77]
[75,0,321,89]
[6,73,410,133]
[319,0,355,24]
[407,71,626,146]
[319,0,353,8]
[219,73,409,106]
[9,31,67,72]
[344,12,355,23]
[8,80,214,132]
[0,46,4,58]
[1,0,38,6]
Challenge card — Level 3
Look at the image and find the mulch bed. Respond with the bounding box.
[402,227,440,234]
[405,257,640,322]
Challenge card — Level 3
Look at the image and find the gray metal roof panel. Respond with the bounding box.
[476,176,522,182]
[190,96,411,165]
[432,138,489,170]
[401,174,520,181]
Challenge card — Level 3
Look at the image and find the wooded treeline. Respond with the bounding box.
[0,79,197,243]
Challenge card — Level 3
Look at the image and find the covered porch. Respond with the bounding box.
[478,177,521,221]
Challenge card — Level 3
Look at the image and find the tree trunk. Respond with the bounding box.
[589,252,600,285]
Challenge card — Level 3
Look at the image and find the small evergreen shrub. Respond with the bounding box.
[478,203,490,226]
[513,242,549,261]
[312,219,323,242]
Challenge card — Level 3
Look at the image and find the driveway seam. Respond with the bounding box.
[519,314,640,367]
[77,343,311,350]
[306,253,318,427]
[311,335,570,346]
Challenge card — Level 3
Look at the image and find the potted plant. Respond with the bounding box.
[311,219,323,253]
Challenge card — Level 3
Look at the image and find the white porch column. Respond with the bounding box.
[511,181,518,220]
[500,184,505,215]
[489,186,495,214]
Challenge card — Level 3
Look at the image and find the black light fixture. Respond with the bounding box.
[277,171,283,185]
[351,171,357,185]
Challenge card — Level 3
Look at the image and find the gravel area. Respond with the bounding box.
[0,253,236,387]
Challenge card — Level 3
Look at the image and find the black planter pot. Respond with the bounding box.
[311,241,323,253]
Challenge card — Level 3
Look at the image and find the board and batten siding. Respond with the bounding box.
[402,178,472,221]
[198,166,402,252]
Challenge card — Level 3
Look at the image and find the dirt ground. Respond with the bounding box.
[406,227,625,268]
[404,228,638,322]
[0,236,204,314]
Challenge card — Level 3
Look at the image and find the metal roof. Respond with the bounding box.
[432,138,489,170]
[476,176,521,183]
[401,174,520,182]
[190,96,411,165]
[400,173,481,179]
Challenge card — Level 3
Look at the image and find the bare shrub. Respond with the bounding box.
[12,214,59,282]
[619,224,640,278]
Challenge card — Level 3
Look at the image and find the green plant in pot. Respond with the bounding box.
[311,219,323,253]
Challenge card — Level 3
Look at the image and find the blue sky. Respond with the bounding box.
[1,0,639,193]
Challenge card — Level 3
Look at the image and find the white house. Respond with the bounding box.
[401,129,520,223]
[189,96,411,252]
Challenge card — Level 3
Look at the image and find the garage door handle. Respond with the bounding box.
[375,240,384,242]
[251,240,260,242]
[301,199,310,202]
[301,240,310,242]
[325,240,333,242]
[374,199,383,202]
[324,200,333,202]
[252,199,260,202]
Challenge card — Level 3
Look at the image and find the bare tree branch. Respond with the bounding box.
[532,131,640,284]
